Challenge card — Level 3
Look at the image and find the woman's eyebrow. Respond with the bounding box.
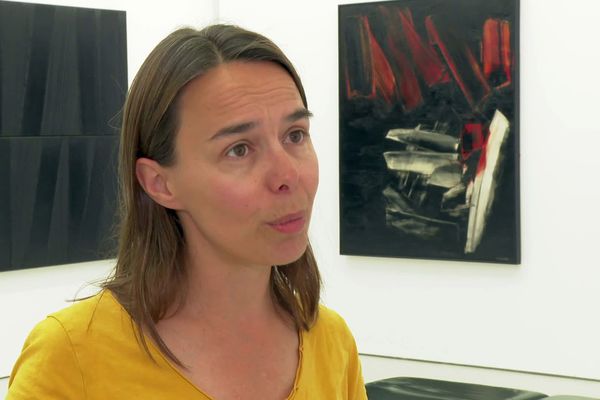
[210,108,313,141]
[210,121,257,140]
[285,108,313,122]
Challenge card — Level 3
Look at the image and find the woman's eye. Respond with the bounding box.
[226,143,249,158]
[286,130,306,144]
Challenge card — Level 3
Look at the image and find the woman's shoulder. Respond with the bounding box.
[49,290,121,326]
[23,289,130,352]
[7,290,146,398]
[7,291,121,398]
[306,304,356,346]
[315,304,351,329]
[296,305,367,398]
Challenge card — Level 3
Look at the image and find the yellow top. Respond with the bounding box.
[7,291,367,400]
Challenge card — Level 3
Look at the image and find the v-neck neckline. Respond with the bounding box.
[107,290,305,399]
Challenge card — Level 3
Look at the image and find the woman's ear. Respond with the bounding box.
[135,158,183,210]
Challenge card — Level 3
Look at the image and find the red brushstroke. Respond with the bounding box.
[386,35,423,111]
[425,16,475,108]
[343,11,513,111]
[501,20,512,85]
[362,16,396,104]
[476,144,487,175]
[482,18,512,89]
[475,126,492,175]
[344,15,377,101]
[482,19,501,79]
[345,65,352,99]
[465,45,491,95]
[461,123,485,160]
[398,9,450,86]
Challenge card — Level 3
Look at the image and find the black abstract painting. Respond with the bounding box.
[0,1,127,271]
[339,0,520,264]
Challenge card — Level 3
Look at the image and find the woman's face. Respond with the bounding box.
[164,61,318,269]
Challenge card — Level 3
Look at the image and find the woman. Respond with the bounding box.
[7,24,367,400]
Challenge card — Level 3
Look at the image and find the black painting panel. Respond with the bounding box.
[0,1,126,271]
[0,138,9,267]
[0,136,119,271]
[0,1,127,137]
[339,0,520,264]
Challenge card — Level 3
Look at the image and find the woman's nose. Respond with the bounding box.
[266,146,300,193]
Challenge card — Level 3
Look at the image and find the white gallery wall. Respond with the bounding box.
[218,0,600,382]
[0,0,218,378]
[1,0,600,392]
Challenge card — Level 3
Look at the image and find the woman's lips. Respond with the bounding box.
[267,212,306,234]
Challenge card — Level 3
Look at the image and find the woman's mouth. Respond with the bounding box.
[267,212,306,234]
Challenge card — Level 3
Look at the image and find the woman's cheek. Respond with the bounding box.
[210,180,256,213]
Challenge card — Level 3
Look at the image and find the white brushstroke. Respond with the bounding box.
[465,110,510,254]
[386,125,459,152]
[383,151,459,175]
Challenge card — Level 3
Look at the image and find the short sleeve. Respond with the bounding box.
[7,316,86,400]
[306,306,368,400]
[345,332,367,400]
[329,310,367,400]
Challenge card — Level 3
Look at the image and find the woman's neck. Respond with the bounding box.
[170,244,281,329]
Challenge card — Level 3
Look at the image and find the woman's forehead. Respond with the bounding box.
[177,62,305,130]
[185,61,300,105]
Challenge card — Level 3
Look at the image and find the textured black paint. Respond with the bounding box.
[0,139,9,267]
[20,4,53,136]
[0,1,126,270]
[0,136,119,270]
[0,1,127,137]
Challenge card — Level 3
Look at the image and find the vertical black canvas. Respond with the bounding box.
[0,1,127,271]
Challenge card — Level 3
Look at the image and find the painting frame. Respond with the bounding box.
[338,0,520,264]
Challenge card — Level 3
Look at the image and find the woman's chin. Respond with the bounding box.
[270,241,309,266]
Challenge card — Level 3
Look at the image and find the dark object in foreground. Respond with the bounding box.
[365,377,548,400]
[544,397,600,400]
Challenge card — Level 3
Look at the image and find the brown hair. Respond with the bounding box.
[102,25,321,366]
